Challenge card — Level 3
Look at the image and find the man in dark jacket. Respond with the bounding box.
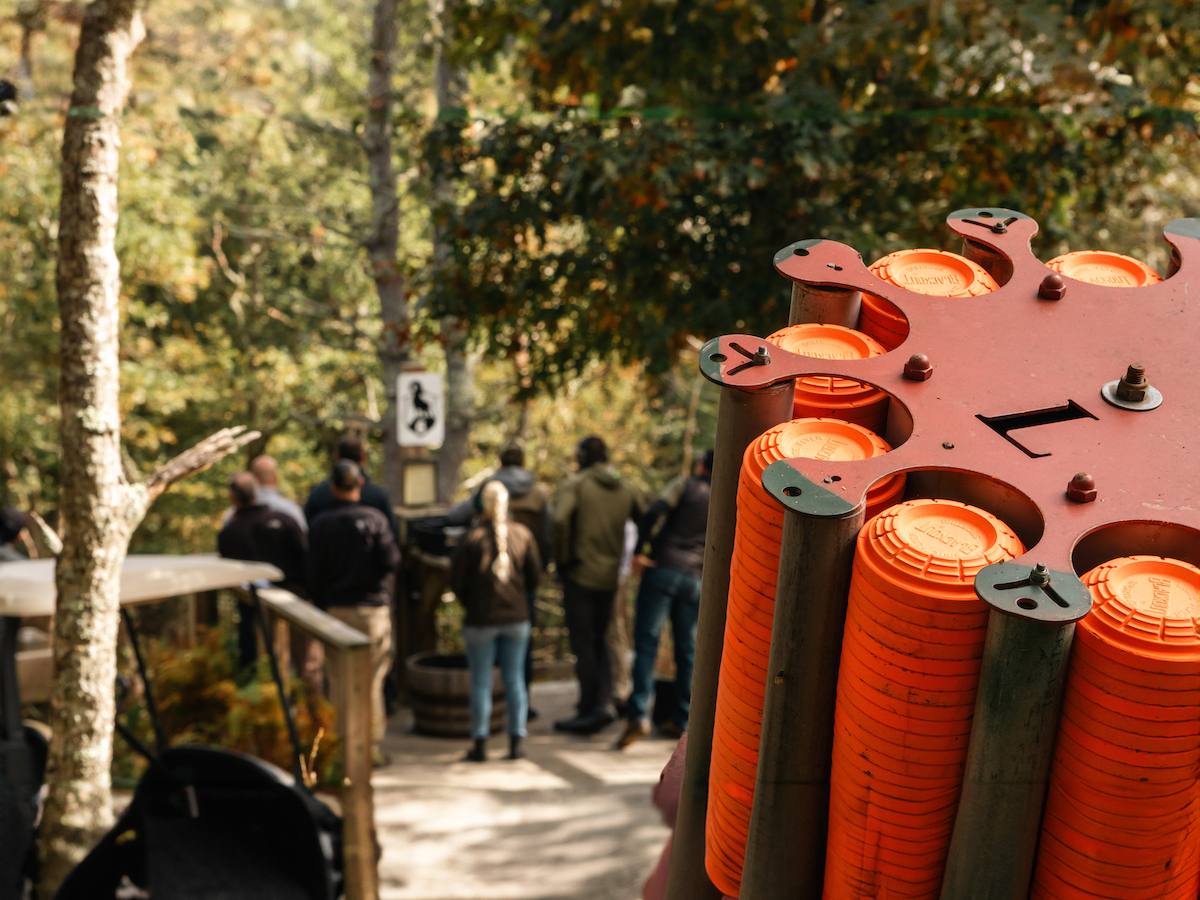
[307,461,401,760]
[304,436,399,541]
[614,450,712,749]
[446,445,552,565]
[218,473,309,671]
[552,436,642,735]
[0,507,27,562]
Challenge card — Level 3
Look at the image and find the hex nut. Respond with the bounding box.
[1115,364,1148,402]
[1039,273,1067,300]
[903,353,933,381]
[1067,472,1097,503]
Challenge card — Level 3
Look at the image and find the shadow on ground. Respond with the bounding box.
[375,681,677,900]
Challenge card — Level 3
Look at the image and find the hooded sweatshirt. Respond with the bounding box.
[446,465,552,567]
[450,521,542,626]
[552,464,641,592]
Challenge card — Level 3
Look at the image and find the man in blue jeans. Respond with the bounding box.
[614,450,712,749]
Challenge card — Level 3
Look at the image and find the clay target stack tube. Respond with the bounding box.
[705,419,905,898]
[823,500,1025,900]
[1029,555,1200,900]
[765,324,890,436]
[859,250,999,351]
[1045,250,1163,287]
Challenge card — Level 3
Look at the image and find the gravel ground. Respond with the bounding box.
[375,680,677,900]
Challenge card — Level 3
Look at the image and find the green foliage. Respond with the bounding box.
[114,627,341,787]
[435,0,1200,386]
[3,0,1198,549]
[0,0,443,545]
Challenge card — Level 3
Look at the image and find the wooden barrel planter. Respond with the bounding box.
[406,652,506,737]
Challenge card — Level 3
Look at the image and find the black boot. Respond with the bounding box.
[507,735,525,760]
[464,738,487,762]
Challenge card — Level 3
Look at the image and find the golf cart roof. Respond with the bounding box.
[0,554,283,617]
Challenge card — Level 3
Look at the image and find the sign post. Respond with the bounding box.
[396,372,444,507]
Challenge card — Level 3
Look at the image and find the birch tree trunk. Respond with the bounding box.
[364,0,406,507]
[39,4,258,889]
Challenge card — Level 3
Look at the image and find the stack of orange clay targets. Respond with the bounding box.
[859,249,999,351]
[822,500,1024,900]
[705,418,905,898]
[765,323,890,436]
[1045,250,1163,287]
[1030,556,1200,900]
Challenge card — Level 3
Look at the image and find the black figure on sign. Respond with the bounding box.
[409,382,436,435]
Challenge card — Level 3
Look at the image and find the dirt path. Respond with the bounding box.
[375,681,677,900]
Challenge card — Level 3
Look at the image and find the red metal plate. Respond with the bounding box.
[701,210,1200,624]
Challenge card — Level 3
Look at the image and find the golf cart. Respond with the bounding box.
[0,555,377,899]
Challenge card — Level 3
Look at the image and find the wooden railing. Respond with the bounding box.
[236,586,378,900]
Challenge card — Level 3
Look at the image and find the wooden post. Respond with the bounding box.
[739,481,865,900]
[254,587,378,900]
[664,380,795,900]
[938,613,1076,900]
[329,641,378,900]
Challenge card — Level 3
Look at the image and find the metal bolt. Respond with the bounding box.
[1038,273,1067,300]
[1030,563,1050,586]
[1067,472,1097,503]
[1115,364,1148,402]
[752,344,771,366]
[903,353,933,382]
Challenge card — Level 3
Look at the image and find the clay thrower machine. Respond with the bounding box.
[663,208,1200,900]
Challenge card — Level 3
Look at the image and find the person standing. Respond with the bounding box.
[446,444,551,712]
[222,455,307,532]
[218,472,309,676]
[304,436,399,541]
[0,507,28,562]
[307,461,401,763]
[615,450,713,749]
[450,481,542,762]
[552,436,641,735]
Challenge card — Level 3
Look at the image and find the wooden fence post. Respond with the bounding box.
[252,587,378,900]
[329,641,378,900]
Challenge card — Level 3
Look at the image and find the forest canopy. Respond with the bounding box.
[1,0,1197,547]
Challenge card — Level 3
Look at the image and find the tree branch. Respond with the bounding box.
[285,113,362,145]
[143,425,262,504]
[27,509,63,557]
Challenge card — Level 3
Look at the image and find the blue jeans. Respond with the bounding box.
[464,621,531,739]
[626,566,701,729]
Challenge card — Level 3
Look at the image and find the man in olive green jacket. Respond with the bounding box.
[552,436,642,735]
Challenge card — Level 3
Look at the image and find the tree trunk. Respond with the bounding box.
[40,6,258,889]
[13,1,47,97]
[39,3,147,888]
[438,316,475,502]
[364,0,406,507]
[430,0,473,504]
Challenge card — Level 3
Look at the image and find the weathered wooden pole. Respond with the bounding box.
[786,240,863,329]
[663,377,794,900]
[939,563,1091,900]
[738,468,865,900]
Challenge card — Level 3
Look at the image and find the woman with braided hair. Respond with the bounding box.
[450,480,543,761]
